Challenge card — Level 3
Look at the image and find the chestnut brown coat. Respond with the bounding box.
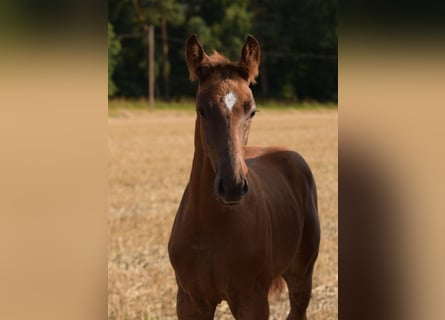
[168,35,320,320]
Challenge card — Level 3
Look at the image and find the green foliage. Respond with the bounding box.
[108,22,121,97]
[108,0,337,102]
[186,16,220,50]
[216,2,253,59]
[144,0,185,26]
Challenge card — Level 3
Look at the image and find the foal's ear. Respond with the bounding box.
[239,35,261,84]
[185,34,207,81]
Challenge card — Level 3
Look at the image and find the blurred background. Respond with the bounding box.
[108,0,337,104]
[108,2,338,320]
[2,0,445,319]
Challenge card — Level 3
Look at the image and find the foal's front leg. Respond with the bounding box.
[176,288,217,320]
[227,289,270,320]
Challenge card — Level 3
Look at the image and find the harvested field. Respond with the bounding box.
[108,108,338,319]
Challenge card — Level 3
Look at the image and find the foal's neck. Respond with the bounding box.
[188,117,216,204]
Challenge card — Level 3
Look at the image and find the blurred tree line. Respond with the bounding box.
[108,0,337,102]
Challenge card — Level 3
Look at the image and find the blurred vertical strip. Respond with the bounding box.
[340,1,445,319]
[0,1,106,320]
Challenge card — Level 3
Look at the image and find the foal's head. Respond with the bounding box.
[186,34,261,205]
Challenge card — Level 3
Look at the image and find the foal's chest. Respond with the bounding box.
[169,220,267,296]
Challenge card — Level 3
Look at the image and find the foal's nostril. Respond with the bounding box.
[217,178,226,196]
[242,178,249,195]
[216,176,247,203]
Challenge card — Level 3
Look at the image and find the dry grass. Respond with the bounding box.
[108,108,337,319]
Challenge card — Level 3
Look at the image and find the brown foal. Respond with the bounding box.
[168,34,320,320]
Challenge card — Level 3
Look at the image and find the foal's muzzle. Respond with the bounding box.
[215,176,248,205]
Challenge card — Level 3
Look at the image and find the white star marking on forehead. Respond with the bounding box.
[223,91,237,112]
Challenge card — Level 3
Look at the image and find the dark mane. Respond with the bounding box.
[197,51,251,82]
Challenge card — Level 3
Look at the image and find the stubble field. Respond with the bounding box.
[108,108,338,319]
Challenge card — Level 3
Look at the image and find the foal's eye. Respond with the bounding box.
[198,107,205,117]
[249,109,257,118]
